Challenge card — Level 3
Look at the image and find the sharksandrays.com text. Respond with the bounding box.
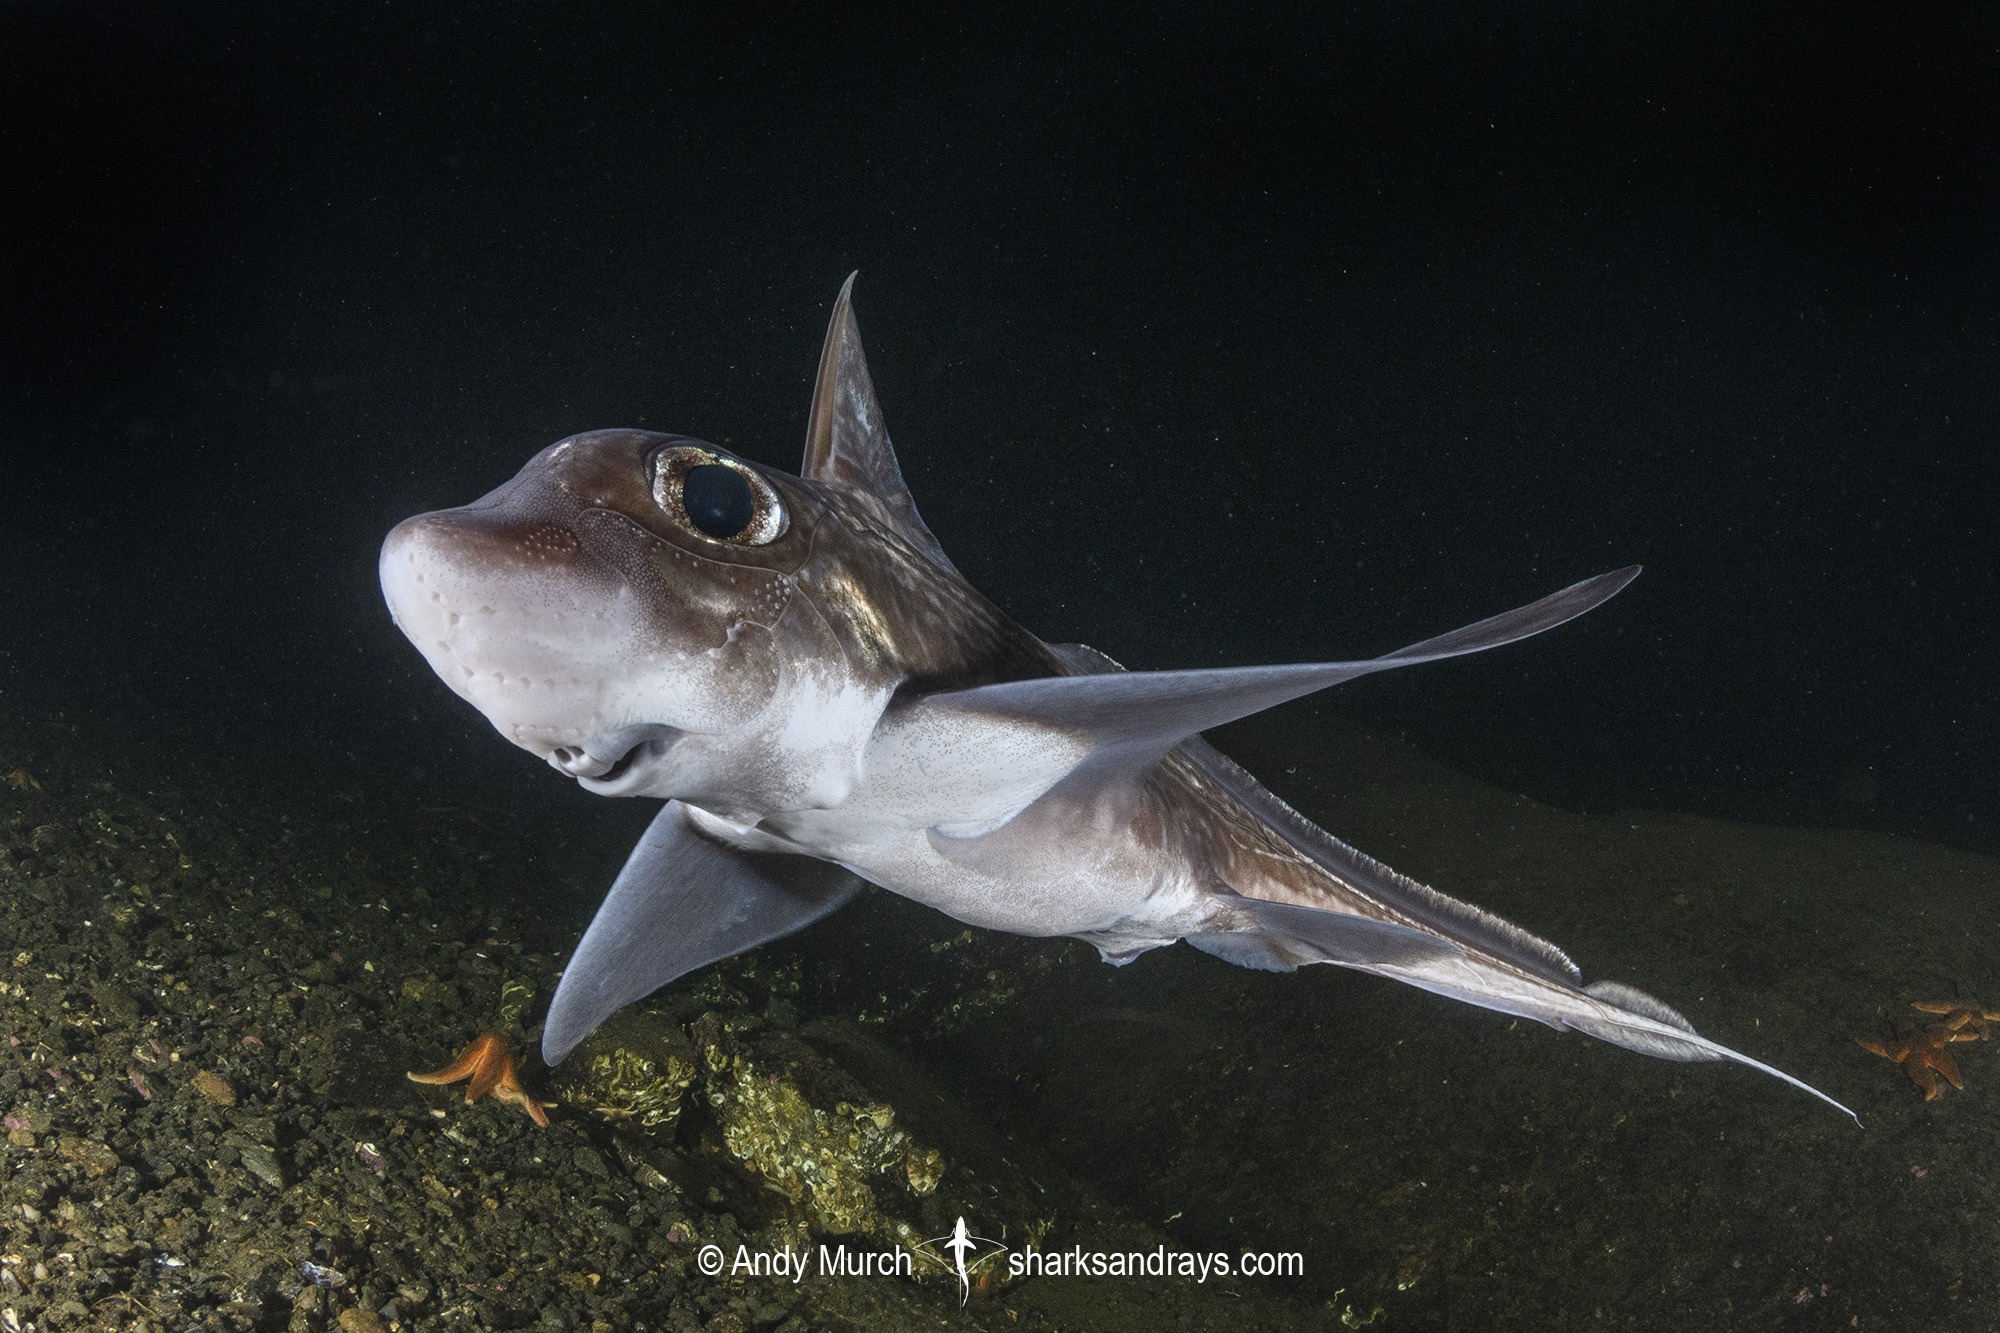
[700,1240,1304,1283]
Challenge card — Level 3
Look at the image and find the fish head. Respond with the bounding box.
[381,428,891,816]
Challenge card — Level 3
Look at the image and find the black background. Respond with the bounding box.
[4,1,1996,848]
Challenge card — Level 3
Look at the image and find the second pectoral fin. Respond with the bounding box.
[541,800,861,1065]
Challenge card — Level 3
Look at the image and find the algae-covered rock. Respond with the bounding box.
[551,1004,948,1242]
[690,1011,950,1249]
[548,1008,701,1134]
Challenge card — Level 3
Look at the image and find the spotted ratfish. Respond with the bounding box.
[380,275,1853,1121]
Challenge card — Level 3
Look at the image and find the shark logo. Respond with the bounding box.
[916,1217,1008,1307]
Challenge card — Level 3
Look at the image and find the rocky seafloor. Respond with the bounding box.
[4,702,2000,1331]
[0,710,1323,1333]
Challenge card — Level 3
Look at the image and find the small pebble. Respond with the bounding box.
[192,1070,236,1105]
[337,1309,387,1333]
[239,1143,285,1188]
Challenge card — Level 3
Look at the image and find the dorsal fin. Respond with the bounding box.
[802,273,958,573]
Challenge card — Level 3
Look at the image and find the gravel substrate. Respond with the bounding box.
[0,714,1321,1333]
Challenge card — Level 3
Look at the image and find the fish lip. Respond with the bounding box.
[597,744,646,783]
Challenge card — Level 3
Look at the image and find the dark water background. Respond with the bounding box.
[6,1,1995,853]
[1,5,1997,1325]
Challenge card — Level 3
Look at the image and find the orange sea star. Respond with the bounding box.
[1855,1021,1965,1101]
[408,1032,550,1126]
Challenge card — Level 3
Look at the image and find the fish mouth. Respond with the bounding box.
[551,725,683,793]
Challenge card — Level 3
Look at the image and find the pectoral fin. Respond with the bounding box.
[930,567,1635,754]
[542,800,861,1064]
[916,568,1639,842]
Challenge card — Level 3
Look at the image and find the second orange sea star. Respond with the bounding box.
[1911,999,2000,1042]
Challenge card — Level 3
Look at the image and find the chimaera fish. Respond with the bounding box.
[380,275,1854,1122]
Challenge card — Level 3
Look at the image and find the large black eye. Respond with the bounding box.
[653,445,787,544]
[681,464,755,539]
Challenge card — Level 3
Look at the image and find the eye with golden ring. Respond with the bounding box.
[651,446,787,546]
